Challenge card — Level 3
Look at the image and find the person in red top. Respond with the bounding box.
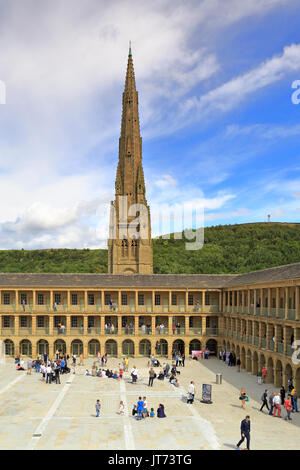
[284,395,292,421]
[262,367,267,383]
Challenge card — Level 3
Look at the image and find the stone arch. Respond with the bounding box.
[206,339,217,354]
[172,339,185,355]
[139,339,151,356]
[105,339,117,357]
[252,351,258,375]
[4,339,14,356]
[246,349,252,372]
[88,339,100,357]
[189,339,201,355]
[19,339,32,356]
[275,359,283,387]
[285,363,293,389]
[71,339,83,356]
[122,339,135,356]
[267,356,274,384]
[155,339,168,356]
[37,339,49,356]
[236,345,240,360]
[54,339,66,355]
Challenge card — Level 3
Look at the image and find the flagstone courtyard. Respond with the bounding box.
[0,357,299,450]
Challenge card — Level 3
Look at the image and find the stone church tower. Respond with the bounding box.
[108,46,153,274]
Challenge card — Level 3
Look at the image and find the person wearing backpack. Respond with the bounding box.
[259,389,269,412]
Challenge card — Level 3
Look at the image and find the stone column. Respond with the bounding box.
[83,315,88,335]
[84,291,88,312]
[32,315,37,336]
[101,291,105,311]
[168,316,173,335]
[15,290,19,313]
[185,316,189,335]
[118,291,121,312]
[253,289,257,315]
[241,291,245,313]
[285,287,289,320]
[49,315,54,336]
[135,291,138,311]
[219,291,222,313]
[276,287,280,318]
[247,290,250,314]
[202,291,205,312]
[152,291,155,312]
[151,316,155,335]
[268,288,271,317]
[202,316,206,335]
[15,315,19,336]
[185,291,188,313]
[67,291,71,312]
[66,315,71,335]
[100,316,105,334]
[117,316,122,335]
[33,290,36,313]
[134,316,139,335]
[283,325,288,355]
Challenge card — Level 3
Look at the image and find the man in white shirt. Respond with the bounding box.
[273,393,281,417]
[131,366,138,383]
[46,365,52,384]
[188,381,195,403]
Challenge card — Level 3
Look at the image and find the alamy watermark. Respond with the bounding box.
[291,340,300,365]
[109,196,204,250]
[291,80,300,104]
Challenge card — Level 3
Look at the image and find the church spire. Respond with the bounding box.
[108,48,153,274]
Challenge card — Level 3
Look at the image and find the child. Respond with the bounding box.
[95,399,101,417]
[150,408,155,418]
[119,401,125,415]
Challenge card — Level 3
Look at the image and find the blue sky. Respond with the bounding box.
[0,0,300,249]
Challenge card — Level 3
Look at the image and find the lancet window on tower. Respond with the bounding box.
[121,238,128,257]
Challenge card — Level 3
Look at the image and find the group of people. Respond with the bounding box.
[133,397,166,420]
[259,381,298,420]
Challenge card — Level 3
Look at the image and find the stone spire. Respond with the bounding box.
[108,47,153,274]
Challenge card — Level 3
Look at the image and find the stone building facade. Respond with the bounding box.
[0,49,299,395]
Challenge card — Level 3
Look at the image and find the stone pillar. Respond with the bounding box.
[151,316,155,335]
[285,287,289,320]
[135,291,138,311]
[283,325,288,355]
[184,342,189,359]
[84,291,88,311]
[253,289,257,315]
[268,288,271,317]
[83,315,88,335]
[167,341,173,359]
[32,315,37,336]
[134,316,139,335]
[15,290,19,313]
[67,291,71,312]
[202,316,206,335]
[66,315,71,335]
[117,316,122,335]
[242,291,245,313]
[168,316,173,335]
[185,316,189,335]
[152,291,155,311]
[100,316,105,334]
[169,291,172,313]
[185,291,188,312]
[276,287,280,318]
[118,291,121,311]
[101,291,105,311]
[32,290,36,313]
[83,341,88,358]
[117,341,122,357]
[15,315,19,336]
[219,292,222,313]
[247,290,250,314]
[49,315,54,336]
[202,291,205,311]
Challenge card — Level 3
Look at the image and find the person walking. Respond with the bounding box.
[131,366,138,384]
[259,389,269,413]
[188,381,195,404]
[292,390,298,412]
[95,400,101,417]
[148,368,155,387]
[236,357,241,372]
[236,416,251,450]
[273,393,281,417]
[54,365,61,384]
[46,364,52,384]
[262,367,267,384]
[268,392,275,416]
[239,388,247,409]
[284,395,292,421]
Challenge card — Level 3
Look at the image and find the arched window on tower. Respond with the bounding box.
[122,238,129,257]
[131,237,138,256]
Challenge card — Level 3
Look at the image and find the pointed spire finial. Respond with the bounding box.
[129,40,132,56]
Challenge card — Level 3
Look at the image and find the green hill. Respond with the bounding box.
[0,223,300,274]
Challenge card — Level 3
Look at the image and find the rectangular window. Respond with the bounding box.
[171,293,177,306]
[37,294,44,305]
[188,294,194,306]
[280,298,284,308]
[37,316,45,328]
[54,317,62,327]
[88,316,95,327]
[105,294,111,305]
[138,294,144,306]
[3,316,10,328]
[205,294,210,305]
[71,317,78,328]
[71,294,78,305]
[20,293,27,304]
[155,294,161,306]
[88,294,95,305]
[20,316,27,327]
[121,294,128,306]
[3,293,10,305]
[54,294,61,305]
